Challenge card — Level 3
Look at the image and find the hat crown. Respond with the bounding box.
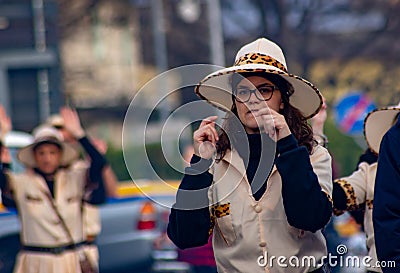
[234,38,287,69]
[32,126,63,143]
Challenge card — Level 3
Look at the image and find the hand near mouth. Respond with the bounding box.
[254,108,291,141]
[193,116,219,159]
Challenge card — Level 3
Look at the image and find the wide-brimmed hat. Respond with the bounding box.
[364,103,400,154]
[195,38,323,118]
[17,125,79,168]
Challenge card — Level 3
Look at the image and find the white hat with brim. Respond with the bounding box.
[364,104,400,154]
[195,38,322,119]
[17,126,79,168]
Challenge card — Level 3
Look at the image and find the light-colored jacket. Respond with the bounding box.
[6,165,94,273]
[334,162,380,273]
[208,145,332,273]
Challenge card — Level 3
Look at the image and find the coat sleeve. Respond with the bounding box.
[78,137,107,205]
[0,173,16,208]
[0,142,16,208]
[167,155,213,249]
[332,162,369,215]
[373,117,400,271]
[0,163,16,208]
[276,135,333,232]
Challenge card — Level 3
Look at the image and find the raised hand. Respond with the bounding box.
[0,105,11,140]
[193,116,219,160]
[310,96,327,136]
[255,108,291,141]
[60,107,85,139]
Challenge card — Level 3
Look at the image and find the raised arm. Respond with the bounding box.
[0,105,16,208]
[60,107,106,204]
[332,163,369,215]
[255,106,333,232]
[167,116,218,249]
[90,137,118,198]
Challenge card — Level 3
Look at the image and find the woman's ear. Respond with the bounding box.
[280,101,284,110]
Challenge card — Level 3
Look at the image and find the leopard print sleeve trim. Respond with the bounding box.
[334,179,363,213]
[209,203,231,236]
[210,203,231,218]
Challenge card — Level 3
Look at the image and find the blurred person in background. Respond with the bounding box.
[168,38,332,273]
[47,111,118,270]
[332,103,400,273]
[0,105,106,273]
[372,105,400,273]
[47,114,118,198]
[311,96,375,273]
[347,148,378,231]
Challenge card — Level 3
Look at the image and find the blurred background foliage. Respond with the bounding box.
[324,117,363,178]
[107,143,183,182]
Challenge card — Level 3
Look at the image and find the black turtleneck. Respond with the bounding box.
[168,134,332,249]
[34,168,56,198]
[241,133,275,201]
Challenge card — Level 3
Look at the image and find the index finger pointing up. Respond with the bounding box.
[199,116,218,127]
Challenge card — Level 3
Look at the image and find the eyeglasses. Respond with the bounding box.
[234,85,277,103]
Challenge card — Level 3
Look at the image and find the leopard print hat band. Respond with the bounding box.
[234,53,288,73]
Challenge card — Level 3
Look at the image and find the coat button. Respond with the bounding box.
[254,205,262,213]
[259,241,266,247]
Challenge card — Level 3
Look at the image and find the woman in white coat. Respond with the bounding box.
[168,38,333,273]
[0,106,106,273]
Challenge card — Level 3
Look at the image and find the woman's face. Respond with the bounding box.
[234,76,283,134]
[33,143,62,174]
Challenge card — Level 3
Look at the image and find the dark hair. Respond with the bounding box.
[216,72,315,160]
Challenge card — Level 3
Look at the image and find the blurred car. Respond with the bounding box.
[98,181,177,272]
[0,131,179,273]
